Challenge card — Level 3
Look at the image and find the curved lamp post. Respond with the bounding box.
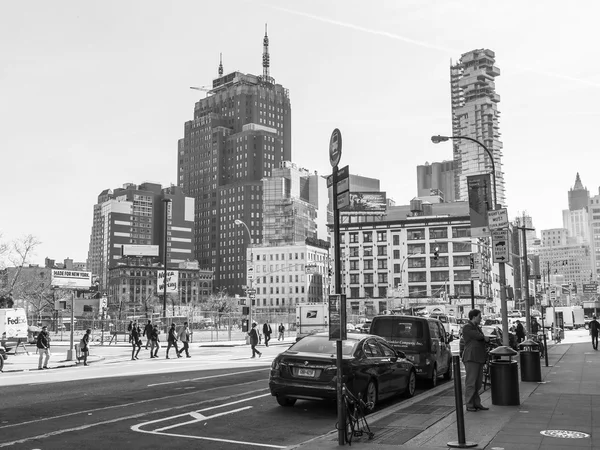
[431,134,509,347]
[235,219,254,325]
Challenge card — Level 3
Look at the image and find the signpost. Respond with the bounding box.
[491,229,509,263]
[329,128,346,446]
[487,208,509,230]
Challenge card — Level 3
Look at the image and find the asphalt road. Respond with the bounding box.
[0,347,451,449]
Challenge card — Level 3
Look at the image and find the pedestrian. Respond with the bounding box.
[248,323,262,358]
[80,328,91,366]
[462,309,490,412]
[589,315,600,350]
[166,323,181,359]
[143,320,153,349]
[37,325,51,370]
[150,325,160,358]
[131,323,142,360]
[127,320,133,343]
[530,317,540,335]
[278,323,285,341]
[263,322,272,347]
[515,320,525,343]
[177,322,191,358]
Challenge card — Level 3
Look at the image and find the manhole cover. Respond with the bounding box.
[540,430,590,439]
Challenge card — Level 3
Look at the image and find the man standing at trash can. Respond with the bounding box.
[589,315,599,350]
[462,309,490,411]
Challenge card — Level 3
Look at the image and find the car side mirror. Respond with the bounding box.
[396,350,406,359]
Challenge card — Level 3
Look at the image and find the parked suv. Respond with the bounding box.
[369,315,452,387]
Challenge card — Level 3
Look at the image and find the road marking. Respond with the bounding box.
[0,381,265,431]
[132,394,282,449]
[147,367,266,387]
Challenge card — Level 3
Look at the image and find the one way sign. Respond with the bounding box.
[492,229,509,263]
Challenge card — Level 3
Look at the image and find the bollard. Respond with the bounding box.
[447,355,477,448]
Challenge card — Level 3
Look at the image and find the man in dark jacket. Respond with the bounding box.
[166,323,181,359]
[143,320,153,349]
[37,325,51,370]
[530,317,540,335]
[462,309,490,411]
[515,320,526,343]
[263,322,272,347]
[589,316,600,350]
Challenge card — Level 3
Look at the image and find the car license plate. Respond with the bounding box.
[297,368,315,377]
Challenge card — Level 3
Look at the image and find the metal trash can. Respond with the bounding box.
[518,339,542,382]
[489,346,520,406]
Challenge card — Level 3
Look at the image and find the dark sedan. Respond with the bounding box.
[269,332,416,410]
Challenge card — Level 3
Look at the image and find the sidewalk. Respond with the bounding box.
[292,341,600,450]
[0,337,295,373]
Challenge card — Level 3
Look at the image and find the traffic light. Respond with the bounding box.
[433,247,439,260]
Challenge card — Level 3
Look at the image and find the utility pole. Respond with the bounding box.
[515,222,535,336]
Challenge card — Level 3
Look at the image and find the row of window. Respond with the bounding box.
[344,227,470,243]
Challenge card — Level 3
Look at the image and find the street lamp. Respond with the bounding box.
[162,198,172,319]
[431,134,509,346]
[235,219,254,325]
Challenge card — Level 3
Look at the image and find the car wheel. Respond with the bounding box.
[403,370,416,398]
[430,365,438,388]
[276,396,297,407]
[443,359,452,380]
[363,380,378,413]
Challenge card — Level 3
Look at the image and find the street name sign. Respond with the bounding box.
[337,191,350,209]
[487,208,509,230]
[470,252,483,280]
[51,269,92,289]
[583,283,598,294]
[491,229,509,263]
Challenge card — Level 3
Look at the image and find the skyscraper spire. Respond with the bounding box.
[261,23,273,84]
[573,172,584,190]
[218,53,223,77]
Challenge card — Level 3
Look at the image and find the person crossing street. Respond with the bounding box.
[177,322,192,358]
[589,316,600,350]
[166,323,181,359]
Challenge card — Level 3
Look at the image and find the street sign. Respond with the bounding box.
[328,294,347,341]
[245,288,256,295]
[100,297,108,310]
[51,269,92,289]
[470,253,482,280]
[550,288,557,301]
[487,208,509,230]
[491,229,509,262]
[327,174,333,188]
[337,191,350,209]
[305,264,319,275]
[246,266,254,281]
[337,177,349,193]
[583,283,598,294]
[329,129,342,168]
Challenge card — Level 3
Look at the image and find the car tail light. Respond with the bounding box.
[271,360,280,370]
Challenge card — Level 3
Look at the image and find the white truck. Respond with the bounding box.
[545,306,574,330]
[572,307,585,329]
[0,308,29,344]
[296,303,329,341]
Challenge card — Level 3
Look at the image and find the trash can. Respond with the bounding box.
[489,346,520,406]
[518,339,542,382]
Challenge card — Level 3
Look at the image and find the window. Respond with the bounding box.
[394,264,401,273]
[429,227,448,239]
[453,242,472,253]
[393,250,400,259]
[453,255,471,266]
[408,257,426,268]
[431,256,449,267]
[364,247,373,257]
[349,233,359,243]
[350,260,359,270]
[377,231,387,242]
[431,271,449,282]
[431,243,448,253]
[377,259,388,270]
[349,247,359,257]
[364,287,374,298]
[350,274,360,284]
[407,244,425,254]
[363,339,384,357]
[408,272,427,282]
[428,322,440,339]
[364,273,374,284]
[364,259,373,270]
[407,229,425,240]
[350,287,360,298]
[454,270,471,281]
[392,235,400,246]
[409,286,426,297]
[452,227,471,238]
[377,245,387,256]
[378,273,388,284]
[363,232,373,243]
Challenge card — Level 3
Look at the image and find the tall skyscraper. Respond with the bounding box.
[563,174,590,244]
[178,28,291,295]
[416,160,456,202]
[450,49,505,207]
[86,183,194,291]
[568,172,589,211]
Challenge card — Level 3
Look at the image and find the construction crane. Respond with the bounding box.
[190,85,212,97]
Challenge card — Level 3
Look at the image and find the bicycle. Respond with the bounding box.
[481,339,501,391]
[337,384,375,445]
[527,332,546,359]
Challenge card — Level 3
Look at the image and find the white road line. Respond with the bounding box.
[147,367,266,387]
[0,392,269,448]
[153,406,253,432]
[0,382,265,431]
[134,430,287,449]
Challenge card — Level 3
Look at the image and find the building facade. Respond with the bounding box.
[588,189,600,279]
[541,229,568,248]
[86,183,195,292]
[538,244,592,302]
[177,30,291,295]
[450,49,505,207]
[416,160,456,202]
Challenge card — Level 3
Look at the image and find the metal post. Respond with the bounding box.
[332,164,345,446]
[470,279,475,311]
[447,355,477,448]
[162,198,171,320]
[520,226,533,336]
[67,290,75,361]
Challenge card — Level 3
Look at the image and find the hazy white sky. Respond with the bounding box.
[2,0,599,265]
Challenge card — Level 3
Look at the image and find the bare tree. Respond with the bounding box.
[206,289,238,328]
[1,234,42,297]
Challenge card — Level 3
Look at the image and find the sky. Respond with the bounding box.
[2,0,600,266]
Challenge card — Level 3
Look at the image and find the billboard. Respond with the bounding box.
[51,269,92,289]
[122,244,160,257]
[466,174,492,237]
[157,270,179,294]
[345,192,387,213]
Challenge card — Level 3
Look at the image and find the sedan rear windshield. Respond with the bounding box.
[290,336,357,356]
[372,319,424,340]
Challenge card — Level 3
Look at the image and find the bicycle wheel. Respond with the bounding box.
[344,398,357,444]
